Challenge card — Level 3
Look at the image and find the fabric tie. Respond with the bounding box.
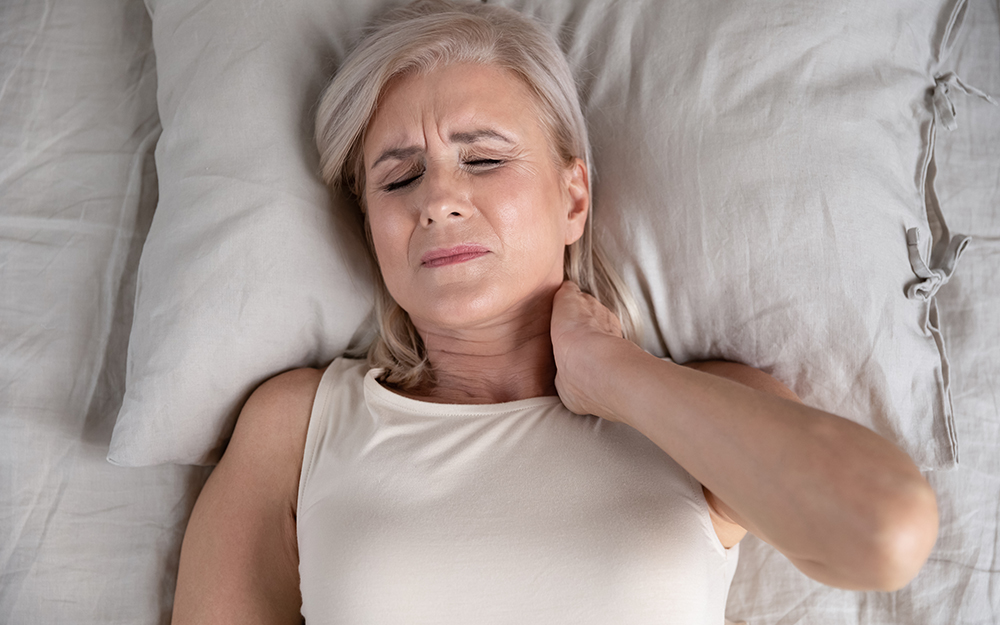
[932,72,998,131]
[905,228,970,300]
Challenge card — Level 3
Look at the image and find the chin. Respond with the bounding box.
[422,296,506,331]
[394,271,562,334]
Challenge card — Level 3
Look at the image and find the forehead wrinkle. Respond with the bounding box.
[370,127,517,172]
[367,65,537,168]
[371,145,422,170]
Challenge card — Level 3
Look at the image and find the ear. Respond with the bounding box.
[563,157,590,245]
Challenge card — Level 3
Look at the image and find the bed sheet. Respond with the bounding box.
[0,0,998,623]
[921,0,1000,619]
[725,0,1000,622]
[0,0,207,623]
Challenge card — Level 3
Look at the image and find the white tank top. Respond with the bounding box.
[298,358,738,624]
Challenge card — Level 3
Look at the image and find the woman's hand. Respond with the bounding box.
[550,280,632,420]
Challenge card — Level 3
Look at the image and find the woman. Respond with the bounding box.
[172,1,939,623]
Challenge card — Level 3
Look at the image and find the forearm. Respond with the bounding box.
[585,337,938,590]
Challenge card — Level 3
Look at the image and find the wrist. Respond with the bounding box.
[578,336,649,424]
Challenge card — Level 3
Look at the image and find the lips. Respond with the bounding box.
[421,244,490,268]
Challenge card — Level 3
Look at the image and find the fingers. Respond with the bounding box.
[552,280,623,338]
[552,280,590,323]
[553,279,582,305]
[554,280,596,310]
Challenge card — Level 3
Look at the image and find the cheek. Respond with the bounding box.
[488,198,567,281]
[367,207,412,281]
[491,169,567,244]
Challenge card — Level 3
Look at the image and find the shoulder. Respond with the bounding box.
[244,366,326,418]
[172,367,327,623]
[223,366,327,511]
[235,366,325,448]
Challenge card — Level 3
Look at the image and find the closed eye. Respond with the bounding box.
[381,159,502,192]
[383,172,422,192]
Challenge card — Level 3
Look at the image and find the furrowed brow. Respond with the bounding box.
[371,146,421,170]
[370,130,513,170]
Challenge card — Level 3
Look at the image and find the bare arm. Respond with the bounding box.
[172,367,323,625]
[551,282,938,591]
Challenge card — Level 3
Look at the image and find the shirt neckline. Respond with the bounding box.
[363,368,564,418]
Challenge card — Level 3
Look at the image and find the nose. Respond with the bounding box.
[419,163,472,227]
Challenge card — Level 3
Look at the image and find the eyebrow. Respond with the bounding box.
[370,129,515,169]
[371,146,421,170]
[450,129,514,145]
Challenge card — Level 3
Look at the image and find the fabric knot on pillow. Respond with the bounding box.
[932,72,997,131]
[906,227,970,301]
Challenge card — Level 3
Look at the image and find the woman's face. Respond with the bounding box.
[363,62,589,335]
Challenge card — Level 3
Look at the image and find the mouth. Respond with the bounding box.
[421,244,490,268]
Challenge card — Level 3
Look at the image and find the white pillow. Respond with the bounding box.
[109,0,378,466]
[110,0,970,468]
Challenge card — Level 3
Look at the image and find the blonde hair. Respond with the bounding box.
[315,0,640,390]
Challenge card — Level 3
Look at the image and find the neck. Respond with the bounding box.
[401,297,558,404]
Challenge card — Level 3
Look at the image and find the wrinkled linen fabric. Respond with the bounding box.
[109,0,379,467]
[0,1,207,623]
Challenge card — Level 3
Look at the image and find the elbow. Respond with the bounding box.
[863,477,939,592]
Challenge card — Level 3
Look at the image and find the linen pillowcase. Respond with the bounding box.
[108,0,379,466]
[111,0,969,468]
